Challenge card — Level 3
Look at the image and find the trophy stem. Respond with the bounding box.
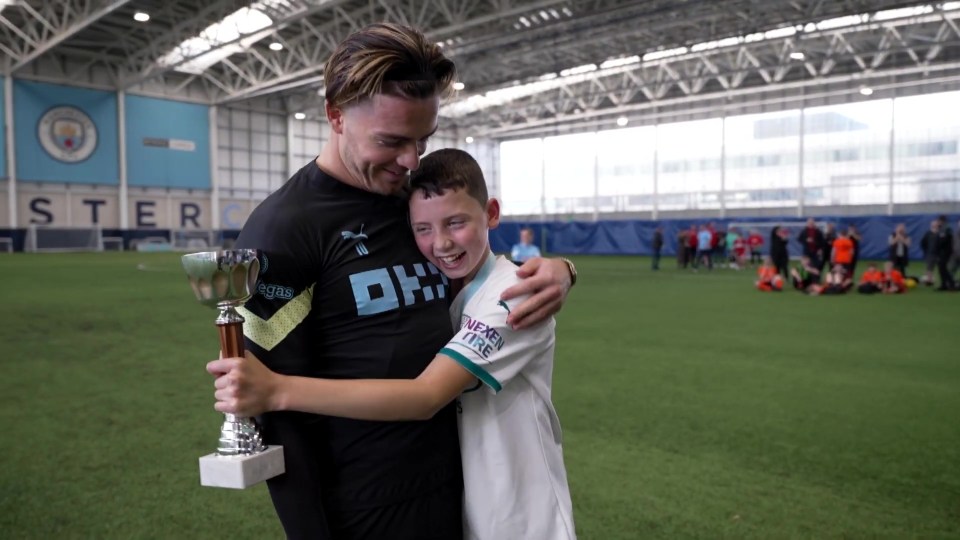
[216,306,245,358]
[214,306,266,456]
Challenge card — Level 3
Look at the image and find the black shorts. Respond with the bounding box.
[328,479,463,540]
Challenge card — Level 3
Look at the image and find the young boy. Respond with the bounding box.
[209,148,576,540]
[756,256,784,291]
[811,264,853,295]
[856,263,885,294]
[789,255,821,293]
[881,261,908,294]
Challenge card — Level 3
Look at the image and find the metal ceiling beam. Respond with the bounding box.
[445,12,960,137]
[122,0,360,90]
[12,0,132,72]
[213,0,573,103]
[484,67,960,140]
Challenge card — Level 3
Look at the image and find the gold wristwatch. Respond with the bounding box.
[560,258,577,286]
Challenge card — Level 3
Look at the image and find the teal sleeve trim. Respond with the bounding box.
[440,347,502,393]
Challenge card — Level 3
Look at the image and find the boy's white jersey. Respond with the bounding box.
[442,254,576,540]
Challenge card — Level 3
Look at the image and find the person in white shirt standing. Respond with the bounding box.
[209,148,577,540]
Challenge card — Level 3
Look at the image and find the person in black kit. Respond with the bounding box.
[934,215,956,291]
[651,226,663,270]
[227,23,575,540]
[888,223,911,276]
[847,223,862,277]
[797,218,826,272]
[770,225,790,278]
[822,222,836,272]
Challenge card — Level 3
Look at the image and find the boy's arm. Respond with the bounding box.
[209,351,476,421]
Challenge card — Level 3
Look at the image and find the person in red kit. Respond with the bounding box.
[747,230,764,265]
[687,225,698,269]
[731,233,747,269]
[756,256,784,291]
[882,261,908,294]
[856,264,885,294]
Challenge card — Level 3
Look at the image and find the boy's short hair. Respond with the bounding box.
[410,148,488,205]
[324,22,457,109]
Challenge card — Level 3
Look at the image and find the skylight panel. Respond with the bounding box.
[156,3,275,75]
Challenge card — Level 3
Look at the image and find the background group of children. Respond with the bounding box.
[756,256,908,295]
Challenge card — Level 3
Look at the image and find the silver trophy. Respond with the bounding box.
[182,249,284,489]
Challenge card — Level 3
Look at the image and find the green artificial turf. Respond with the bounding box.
[0,252,956,539]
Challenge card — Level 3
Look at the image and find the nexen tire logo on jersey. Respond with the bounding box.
[257,282,294,300]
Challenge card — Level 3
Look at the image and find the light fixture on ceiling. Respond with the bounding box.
[859,87,874,96]
[789,51,805,60]
[294,112,306,120]
[616,116,628,127]
[453,82,465,91]
[269,42,283,51]
[465,136,474,143]
[133,12,150,22]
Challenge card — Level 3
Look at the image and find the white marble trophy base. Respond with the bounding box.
[199,446,285,489]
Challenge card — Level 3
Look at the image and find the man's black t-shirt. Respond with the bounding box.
[235,161,462,532]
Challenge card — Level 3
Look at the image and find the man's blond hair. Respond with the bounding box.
[324,22,456,108]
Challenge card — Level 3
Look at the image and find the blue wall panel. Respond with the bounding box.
[13,80,118,184]
[125,95,210,189]
[0,76,6,180]
[491,213,959,263]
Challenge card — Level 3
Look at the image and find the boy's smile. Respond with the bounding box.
[409,187,500,284]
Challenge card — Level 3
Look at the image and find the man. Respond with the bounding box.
[770,226,790,278]
[822,223,836,272]
[510,227,542,263]
[847,224,862,277]
[231,23,575,539]
[951,218,960,282]
[934,215,956,291]
[651,226,663,270]
[695,224,713,270]
[210,149,578,540]
[920,219,940,286]
[888,223,911,276]
[797,218,826,271]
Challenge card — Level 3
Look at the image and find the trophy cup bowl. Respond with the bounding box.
[182,249,284,489]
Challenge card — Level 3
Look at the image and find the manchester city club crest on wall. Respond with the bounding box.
[37,106,98,163]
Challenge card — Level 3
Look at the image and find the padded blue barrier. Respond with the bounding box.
[2,213,954,257]
[491,213,959,261]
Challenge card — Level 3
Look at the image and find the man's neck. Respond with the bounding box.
[316,138,355,189]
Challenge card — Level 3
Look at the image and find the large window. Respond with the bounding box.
[893,91,960,204]
[801,100,892,207]
[597,126,655,212]
[498,91,960,217]
[500,138,544,216]
[724,111,801,209]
